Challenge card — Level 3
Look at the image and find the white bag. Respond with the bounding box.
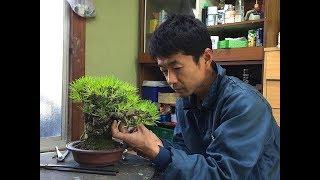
[66,0,96,18]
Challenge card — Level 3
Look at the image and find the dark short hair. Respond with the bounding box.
[149,14,212,63]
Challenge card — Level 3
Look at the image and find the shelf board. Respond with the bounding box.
[217,60,262,66]
[146,20,265,42]
[207,19,264,34]
[264,47,280,52]
[146,20,265,38]
[213,47,264,62]
[139,47,263,65]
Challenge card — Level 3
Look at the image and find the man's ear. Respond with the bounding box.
[203,48,213,66]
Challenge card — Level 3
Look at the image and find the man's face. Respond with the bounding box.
[157,52,210,97]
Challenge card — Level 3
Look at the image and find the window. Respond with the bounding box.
[40,0,69,151]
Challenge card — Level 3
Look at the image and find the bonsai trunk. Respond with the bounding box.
[75,113,121,150]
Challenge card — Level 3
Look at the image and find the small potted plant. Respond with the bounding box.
[67,76,159,166]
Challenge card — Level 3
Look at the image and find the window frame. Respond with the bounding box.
[40,1,85,152]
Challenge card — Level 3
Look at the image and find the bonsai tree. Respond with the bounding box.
[69,75,159,150]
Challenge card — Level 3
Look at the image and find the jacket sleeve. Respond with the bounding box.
[159,91,276,180]
[162,121,192,155]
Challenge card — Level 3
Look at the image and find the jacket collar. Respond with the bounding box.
[182,63,226,110]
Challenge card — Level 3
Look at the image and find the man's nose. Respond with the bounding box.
[167,69,178,85]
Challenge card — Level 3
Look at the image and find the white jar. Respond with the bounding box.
[225,5,235,24]
[211,36,219,49]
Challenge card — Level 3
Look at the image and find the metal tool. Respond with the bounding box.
[40,164,117,176]
[122,148,128,160]
[55,146,70,162]
[40,163,119,172]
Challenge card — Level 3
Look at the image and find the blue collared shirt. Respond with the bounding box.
[152,63,280,179]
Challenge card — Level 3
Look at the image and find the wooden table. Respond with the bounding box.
[40,151,156,180]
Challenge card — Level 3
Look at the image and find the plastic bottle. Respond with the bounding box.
[235,0,244,22]
[248,29,256,47]
[201,1,209,25]
[218,0,225,10]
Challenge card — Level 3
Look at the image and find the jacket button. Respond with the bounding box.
[211,134,215,140]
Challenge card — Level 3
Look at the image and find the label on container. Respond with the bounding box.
[248,30,256,47]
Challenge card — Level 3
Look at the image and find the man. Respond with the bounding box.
[112,14,280,179]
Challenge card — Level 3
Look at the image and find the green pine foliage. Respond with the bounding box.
[69,75,159,150]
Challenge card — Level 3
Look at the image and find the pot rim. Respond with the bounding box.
[66,140,125,154]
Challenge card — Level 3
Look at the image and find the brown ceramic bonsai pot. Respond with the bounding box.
[66,141,125,166]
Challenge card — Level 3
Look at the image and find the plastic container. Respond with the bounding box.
[211,36,219,49]
[141,81,173,102]
[218,39,248,49]
[217,10,225,24]
[201,2,209,25]
[207,6,218,26]
[256,28,263,47]
[159,10,167,24]
[149,19,158,33]
[235,0,244,22]
[248,29,256,47]
[224,4,235,24]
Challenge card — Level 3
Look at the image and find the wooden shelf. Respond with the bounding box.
[146,20,265,37]
[138,0,279,98]
[207,19,264,34]
[139,47,264,65]
[217,60,262,66]
[213,47,264,62]
[264,47,280,52]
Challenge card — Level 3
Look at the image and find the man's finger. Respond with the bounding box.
[111,120,133,143]
[111,120,125,139]
[119,122,129,133]
[111,120,120,135]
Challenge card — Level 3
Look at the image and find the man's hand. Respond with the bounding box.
[111,120,163,160]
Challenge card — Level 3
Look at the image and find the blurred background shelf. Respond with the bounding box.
[139,46,264,64]
[213,47,264,61]
[207,19,264,34]
[138,0,280,97]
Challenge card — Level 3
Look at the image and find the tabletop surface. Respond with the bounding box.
[40,151,156,180]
